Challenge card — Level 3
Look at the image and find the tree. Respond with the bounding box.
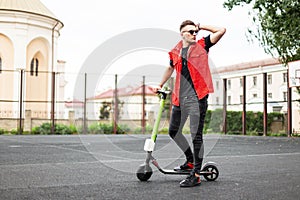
[99,101,111,119]
[223,0,300,64]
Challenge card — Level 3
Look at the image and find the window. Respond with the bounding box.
[283,72,288,83]
[253,93,257,98]
[268,74,272,84]
[30,58,39,76]
[283,92,287,101]
[268,93,273,98]
[228,96,231,105]
[216,97,219,105]
[0,57,2,73]
[228,80,231,89]
[240,95,243,104]
[253,76,257,86]
[215,81,219,90]
[240,78,243,87]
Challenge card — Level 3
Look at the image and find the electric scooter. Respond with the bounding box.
[136,90,219,182]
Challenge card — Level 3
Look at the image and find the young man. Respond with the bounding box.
[154,20,226,187]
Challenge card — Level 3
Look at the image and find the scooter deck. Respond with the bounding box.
[158,168,191,175]
[158,168,214,176]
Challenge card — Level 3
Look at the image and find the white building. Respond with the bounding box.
[209,58,300,132]
[0,0,65,119]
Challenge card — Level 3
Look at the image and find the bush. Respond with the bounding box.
[55,124,72,135]
[32,123,76,135]
[10,129,19,135]
[203,110,285,135]
[88,123,127,134]
[133,125,153,134]
[0,128,5,135]
[205,109,223,133]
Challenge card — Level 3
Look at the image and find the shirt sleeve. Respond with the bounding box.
[170,60,174,67]
[169,52,174,67]
[204,35,215,53]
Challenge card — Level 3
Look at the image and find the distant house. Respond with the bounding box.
[89,85,159,120]
[64,99,84,119]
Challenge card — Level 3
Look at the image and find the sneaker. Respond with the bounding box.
[174,161,194,171]
[179,173,201,187]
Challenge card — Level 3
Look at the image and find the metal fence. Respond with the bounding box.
[0,69,296,136]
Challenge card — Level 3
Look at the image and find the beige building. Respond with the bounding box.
[0,0,65,119]
[210,58,300,132]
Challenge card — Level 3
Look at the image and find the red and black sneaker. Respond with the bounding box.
[174,161,194,171]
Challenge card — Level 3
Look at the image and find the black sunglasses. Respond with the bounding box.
[182,30,199,35]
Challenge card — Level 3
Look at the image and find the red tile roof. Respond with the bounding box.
[90,85,156,100]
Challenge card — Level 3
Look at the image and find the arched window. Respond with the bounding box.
[0,57,2,73]
[30,58,39,76]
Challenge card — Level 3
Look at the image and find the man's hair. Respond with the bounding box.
[179,20,196,31]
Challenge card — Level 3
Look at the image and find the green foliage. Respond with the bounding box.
[32,123,77,135]
[133,125,153,134]
[88,122,128,134]
[223,0,300,64]
[158,127,169,134]
[229,111,283,134]
[55,124,73,135]
[2,111,286,136]
[204,109,284,135]
[88,123,111,134]
[10,129,19,135]
[99,101,111,119]
[227,111,243,134]
[205,109,224,133]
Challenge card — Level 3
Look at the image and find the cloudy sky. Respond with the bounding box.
[40,0,275,97]
[41,0,271,72]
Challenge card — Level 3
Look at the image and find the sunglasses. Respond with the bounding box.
[182,30,199,35]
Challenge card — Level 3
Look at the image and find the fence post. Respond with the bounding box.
[142,76,146,134]
[113,74,118,134]
[222,78,227,134]
[19,69,24,134]
[242,76,246,135]
[51,72,55,134]
[287,87,292,137]
[263,73,268,136]
[83,73,87,134]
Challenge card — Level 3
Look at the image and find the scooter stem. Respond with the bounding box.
[151,91,167,142]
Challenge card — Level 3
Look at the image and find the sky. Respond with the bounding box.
[41,0,271,71]
[40,0,272,97]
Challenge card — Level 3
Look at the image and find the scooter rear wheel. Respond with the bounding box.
[136,164,153,181]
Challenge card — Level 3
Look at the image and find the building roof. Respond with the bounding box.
[0,0,60,21]
[91,85,156,100]
[65,99,84,108]
[213,58,281,74]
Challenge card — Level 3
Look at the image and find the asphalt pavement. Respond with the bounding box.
[0,134,299,200]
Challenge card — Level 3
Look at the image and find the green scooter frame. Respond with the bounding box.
[136,90,219,182]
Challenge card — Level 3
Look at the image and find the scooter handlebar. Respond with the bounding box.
[156,90,171,100]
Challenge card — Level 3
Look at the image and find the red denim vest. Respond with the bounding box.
[169,38,214,106]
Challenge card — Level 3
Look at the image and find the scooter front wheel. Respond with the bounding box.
[136,164,153,181]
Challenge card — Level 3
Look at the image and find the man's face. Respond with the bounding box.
[180,25,198,44]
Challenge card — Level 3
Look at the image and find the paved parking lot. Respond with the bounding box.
[0,134,299,200]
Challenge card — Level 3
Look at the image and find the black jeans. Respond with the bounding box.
[168,95,208,174]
